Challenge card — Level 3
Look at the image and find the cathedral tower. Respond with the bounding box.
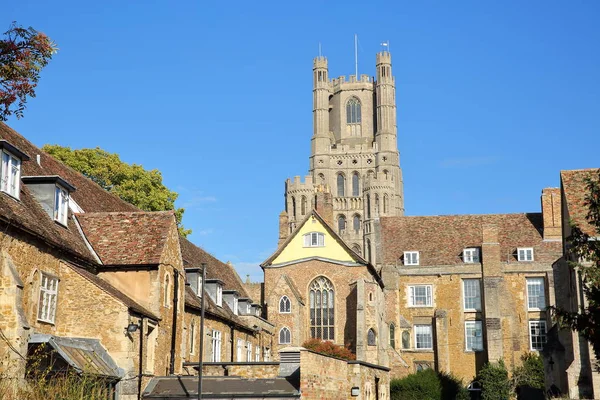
[283,51,404,263]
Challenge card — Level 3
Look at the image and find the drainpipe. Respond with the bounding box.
[137,316,145,400]
[169,269,180,375]
[230,325,235,363]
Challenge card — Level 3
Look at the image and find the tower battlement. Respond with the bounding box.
[376,51,392,64]
[285,175,314,193]
[313,56,328,69]
[331,75,373,87]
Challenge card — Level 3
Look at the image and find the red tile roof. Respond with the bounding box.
[561,169,600,236]
[76,211,175,265]
[380,213,562,266]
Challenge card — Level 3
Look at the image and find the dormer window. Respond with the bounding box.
[1,150,21,198]
[303,232,325,247]
[518,248,534,262]
[404,251,419,266]
[223,290,240,315]
[216,285,223,307]
[463,248,480,263]
[54,186,69,225]
[204,279,224,307]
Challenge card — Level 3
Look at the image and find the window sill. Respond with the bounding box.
[37,319,56,325]
[464,350,485,353]
[407,305,434,308]
[402,349,434,353]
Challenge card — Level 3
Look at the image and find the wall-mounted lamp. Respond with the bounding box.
[126,322,140,333]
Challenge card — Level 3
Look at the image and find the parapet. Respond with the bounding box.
[376,51,392,65]
[332,75,373,88]
[313,56,328,69]
[286,175,315,193]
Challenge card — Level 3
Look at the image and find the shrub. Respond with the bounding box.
[512,352,545,391]
[478,360,510,400]
[301,339,356,360]
[390,368,469,400]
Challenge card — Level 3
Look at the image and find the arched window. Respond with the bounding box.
[366,239,372,263]
[279,296,291,313]
[353,214,361,232]
[291,197,296,218]
[351,244,362,255]
[301,196,307,216]
[337,173,345,197]
[318,173,325,184]
[366,194,371,218]
[279,327,291,344]
[164,274,170,307]
[402,331,411,349]
[375,194,380,214]
[383,194,389,214]
[390,324,396,349]
[309,276,335,340]
[352,172,360,196]
[346,97,361,124]
[367,328,376,346]
[338,215,346,232]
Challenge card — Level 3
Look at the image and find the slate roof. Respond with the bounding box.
[561,168,600,236]
[76,211,175,266]
[180,237,250,299]
[380,213,563,266]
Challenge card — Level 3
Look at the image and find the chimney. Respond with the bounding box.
[541,188,562,241]
[279,211,289,246]
[314,184,334,227]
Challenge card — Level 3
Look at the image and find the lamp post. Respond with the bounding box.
[197,263,207,400]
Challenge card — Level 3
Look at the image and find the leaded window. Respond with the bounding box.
[463,279,481,311]
[309,276,334,340]
[465,321,483,351]
[338,215,346,232]
[279,296,291,313]
[279,327,291,344]
[529,320,547,351]
[353,215,361,232]
[346,98,361,124]
[414,325,432,349]
[527,278,546,310]
[38,273,58,323]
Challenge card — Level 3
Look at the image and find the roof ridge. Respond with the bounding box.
[76,210,174,216]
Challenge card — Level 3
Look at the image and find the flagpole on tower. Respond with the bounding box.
[354,34,358,78]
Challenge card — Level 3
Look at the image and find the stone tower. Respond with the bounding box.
[282,51,404,261]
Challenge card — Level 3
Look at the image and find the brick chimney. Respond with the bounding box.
[541,188,562,241]
[278,211,289,246]
[314,184,334,227]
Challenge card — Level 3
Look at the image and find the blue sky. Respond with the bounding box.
[5,1,600,281]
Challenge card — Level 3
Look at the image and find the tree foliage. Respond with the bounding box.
[389,368,469,400]
[553,170,600,368]
[512,352,545,391]
[42,145,191,237]
[301,338,355,360]
[0,22,57,121]
[478,360,511,400]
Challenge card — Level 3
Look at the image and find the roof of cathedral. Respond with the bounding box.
[261,209,383,287]
[561,168,600,236]
[76,211,175,266]
[380,213,562,266]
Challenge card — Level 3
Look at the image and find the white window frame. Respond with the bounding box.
[1,149,21,199]
[462,279,481,311]
[279,296,291,313]
[236,339,244,361]
[38,273,59,324]
[408,285,432,307]
[216,285,223,307]
[54,185,69,226]
[529,320,547,351]
[404,251,419,266]
[255,346,261,362]
[303,232,325,247]
[233,297,238,315]
[526,277,546,310]
[279,327,291,344]
[246,341,252,362]
[465,321,483,352]
[414,325,433,350]
[211,330,222,362]
[517,247,534,262]
[463,248,480,263]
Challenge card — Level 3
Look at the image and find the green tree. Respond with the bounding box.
[512,352,545,391]
[554,169,600,369]
[1,22,57,120]
[478,360,510,400]
[43,145,191,237]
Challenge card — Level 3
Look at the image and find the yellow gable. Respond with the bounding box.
[272,215,356,265]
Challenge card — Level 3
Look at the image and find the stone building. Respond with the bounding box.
[283,51,405,260]
[0,122,273,399]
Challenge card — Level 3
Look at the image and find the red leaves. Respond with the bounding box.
[302,338,356,360]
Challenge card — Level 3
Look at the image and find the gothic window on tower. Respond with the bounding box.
[353,214,361,232]
[309,276,335,341]
[291,196,296,219]
[337,173,345,197]
[338,215,346,232]
[352,172,360,196]
[300,196,307,216]
[367,328,376,346]
[351,244,361,256]
[383,194,389,214]
[346,97,361,124]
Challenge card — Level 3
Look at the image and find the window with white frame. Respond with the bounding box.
[279,296,291,313]
[527,278,546,310]
[463,248,480,263]
[211,330,222,362]
[38,273,58,323]
[255,346,261,362]
[1,150,21,198]
[465,321,483,351]
[518,247,534,262]
[404,251,419,266]
[463,279,481,311]
[303,232,325,247]
[246,341,252,361]
[279,327,291,344]
[414,325,432,350]
[216,285,223,307]
[54,186,69,225]
[529,320,547,351]
[237,339,244,361]
[233,297,238,315]
[408,285,432,307]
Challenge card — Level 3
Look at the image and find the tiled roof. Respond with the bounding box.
[76,211,175,266]
[561,169,600,236]
[380,213,562,266]
[67,263,159,320]
[184,286,254,332]
[180,238,250,299]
